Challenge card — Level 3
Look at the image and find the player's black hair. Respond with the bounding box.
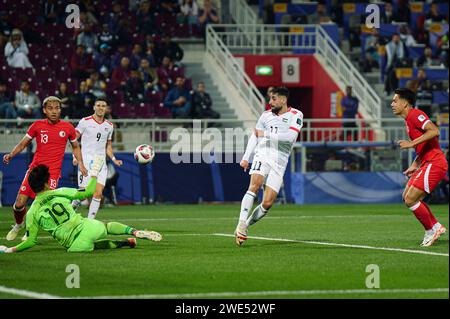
[271,86,290,99]
[28,164,50,194]
[394,88,416,106]
[95,97,109,106]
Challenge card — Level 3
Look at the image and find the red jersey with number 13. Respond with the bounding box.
[405,108,445,165]
[26,119,77,176]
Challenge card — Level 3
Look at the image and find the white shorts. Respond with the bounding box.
[78,157,107,187]
[249,153,286,193]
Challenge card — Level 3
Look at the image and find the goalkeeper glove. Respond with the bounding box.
[0,245,14,253]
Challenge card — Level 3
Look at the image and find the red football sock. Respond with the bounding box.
[409,202,434,230]
[13,205,27,225]
[420,201,438,226]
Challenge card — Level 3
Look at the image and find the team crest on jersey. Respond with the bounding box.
[59,131,66,137]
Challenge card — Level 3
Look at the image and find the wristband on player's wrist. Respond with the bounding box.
[112,156,116,161]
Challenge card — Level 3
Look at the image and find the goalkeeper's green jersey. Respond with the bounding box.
[15,177,97,252]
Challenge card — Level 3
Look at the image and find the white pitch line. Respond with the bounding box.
[78,288,449,299]
[0,215,407,224]
[214,233,450,257]
[0,285,447,299]
[0,285,61,299]
[1,233,448,257]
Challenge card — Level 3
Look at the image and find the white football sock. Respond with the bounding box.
[88,198,101,219]
[239,191,256,223]
[246,204,268,226]
[71,199,81,209]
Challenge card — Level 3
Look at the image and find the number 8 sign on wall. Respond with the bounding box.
[281,57,300,83]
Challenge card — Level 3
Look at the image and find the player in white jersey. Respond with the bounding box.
[235,87,303,246]
[72,98,123,219]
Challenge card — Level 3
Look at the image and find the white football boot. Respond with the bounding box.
[420,224,447,247]
[6,224,23,241]
[134,230,162,242]
[234,221,248,246]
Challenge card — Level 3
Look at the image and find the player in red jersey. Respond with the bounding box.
[392,88,448,247]
[2,96,88,241]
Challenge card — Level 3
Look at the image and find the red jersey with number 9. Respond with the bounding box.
[405,108,445,165]
[26,119,77,176]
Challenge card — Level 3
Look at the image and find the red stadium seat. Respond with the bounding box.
[114,102,136,118]
[154,103,172,118]
[135,103,155,118]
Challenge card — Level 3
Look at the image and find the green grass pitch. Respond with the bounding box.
[0,204,448,299]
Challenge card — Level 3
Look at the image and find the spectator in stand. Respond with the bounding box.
[407,69,433,116]
[406,69,431,93]
[39,0,63,24]
[56,82,73,119]
[144,43,157,67]
[130,44,144,70]
[164,76,191,118]
[4,29,33,69]
[160,0,181,14]
[0,10,13,48]
[112,57,131,89]
[79,0,100,25]
[340,85,359,141]
[99,65,111,82]
[15,80,41,119]
[192,82,220,119]
[157,56,176,91]
[417,46,440,67]
[98,23,118,50]
[77,23,99,55]
[308,3,331,24]
[361,29,381,72]
[155,35,184,65]
[70,44,95,79]
[116,19,133,47]
[425,2,447,26]
[179,0,200,36]
[107,1,123,35]
[111,45,128,69]
[380,3,394,24]
[137,1,156,36]
[392,0,411,24]
[399,25,417,46]
[140,58,160,93]
[72,80,96,118]
[384,34,407,94]
[86,71,107,98]
[0,81,17,124]
[125,70,145,104]
[264,86,274,111]
[94,43,112,72]
[198,0,220,36]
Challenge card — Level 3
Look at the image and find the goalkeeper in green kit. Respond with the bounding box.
[0,156,162,254]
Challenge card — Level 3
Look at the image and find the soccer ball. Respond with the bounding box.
[134,144,155,164]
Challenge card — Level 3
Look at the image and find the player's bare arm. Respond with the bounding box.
[2,135,32,164]
[71,140,88,176]
[106,140,123,166]
[72,131,82,166]
[398,121,440,149]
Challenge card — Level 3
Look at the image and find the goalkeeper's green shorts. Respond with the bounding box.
[67,219,107,252]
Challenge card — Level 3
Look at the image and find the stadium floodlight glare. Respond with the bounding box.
[255,65,273,76]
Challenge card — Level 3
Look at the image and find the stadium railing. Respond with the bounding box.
[209,24,383,133]
[1,118,447,153]
[205,24,265,119]
[229,0,258,39]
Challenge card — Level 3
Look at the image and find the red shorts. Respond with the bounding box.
[19,169,60,199]
[407,160,448,194]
